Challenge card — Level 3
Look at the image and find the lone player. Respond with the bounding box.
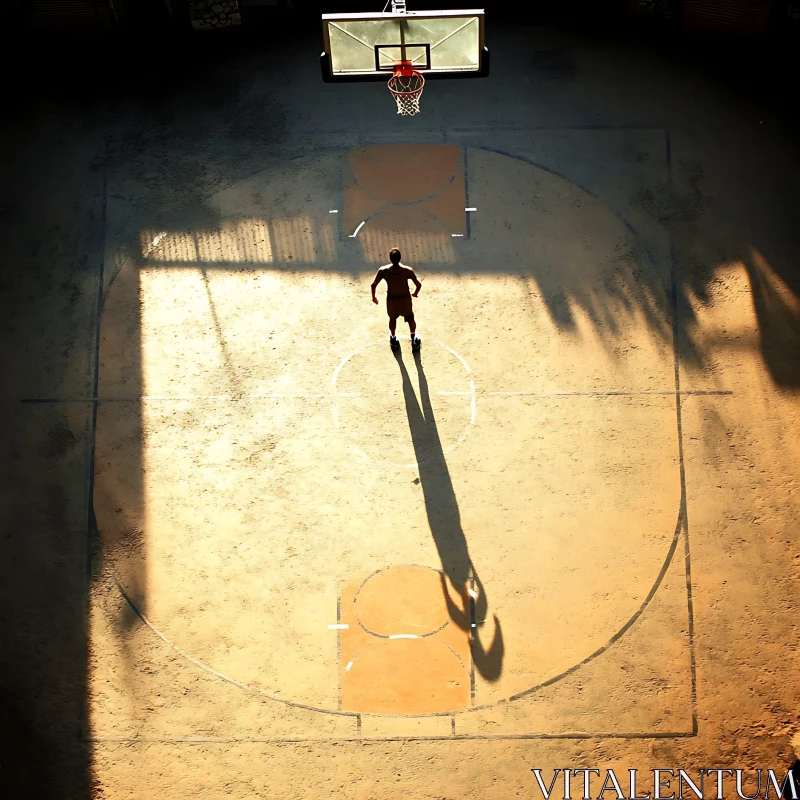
[371,248,422,351]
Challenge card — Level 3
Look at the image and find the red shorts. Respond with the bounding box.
[387,294,413,321]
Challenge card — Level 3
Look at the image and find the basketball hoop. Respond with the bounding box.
[387,61,425,116]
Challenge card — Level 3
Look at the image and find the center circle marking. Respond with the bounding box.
[331,340,476,468]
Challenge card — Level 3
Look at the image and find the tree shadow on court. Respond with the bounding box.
[393,347,504,682]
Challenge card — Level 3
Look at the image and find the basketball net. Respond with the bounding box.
[387,60,424,116]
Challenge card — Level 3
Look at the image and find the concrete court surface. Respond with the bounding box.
[1,13,800,800]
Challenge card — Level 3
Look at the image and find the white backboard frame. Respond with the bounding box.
[321,9,486,79]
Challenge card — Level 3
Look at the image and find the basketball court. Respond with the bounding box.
[88,124,702,740]
[6,0,800,794]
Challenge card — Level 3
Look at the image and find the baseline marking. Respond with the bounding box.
[21,389,734,403]
[437,390,733,398]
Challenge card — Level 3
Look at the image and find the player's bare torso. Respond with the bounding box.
[377,264,416,296]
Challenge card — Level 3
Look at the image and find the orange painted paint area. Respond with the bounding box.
[340,566,472,714]
[348,145,462,203]
[341,183,385,238]
[416,174,467,235]
[342,145,467,254]
[343,638,469,715]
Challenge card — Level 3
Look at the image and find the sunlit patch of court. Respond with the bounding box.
[85,131,710,740]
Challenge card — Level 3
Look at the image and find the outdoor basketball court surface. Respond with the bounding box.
[80,125,720,742]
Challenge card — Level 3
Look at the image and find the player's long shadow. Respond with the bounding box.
[394,347,504,682]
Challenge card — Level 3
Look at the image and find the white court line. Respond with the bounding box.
[144,231,168,257]
[349,221,366,238]
[485,390,692,397]
[328,624,349,630]
[389,634,419,640]
[332,344,371,385]
[432,383,479,427]
[436,342,473,374]
[109,573,361,718]
[438,390,708,397]
[136,394,324,401]
[331,340,475,467]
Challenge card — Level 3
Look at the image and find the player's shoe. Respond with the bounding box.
[390,335,400,351]
[411,335,421,352]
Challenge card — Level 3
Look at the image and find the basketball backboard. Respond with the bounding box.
[320,9,488,82]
